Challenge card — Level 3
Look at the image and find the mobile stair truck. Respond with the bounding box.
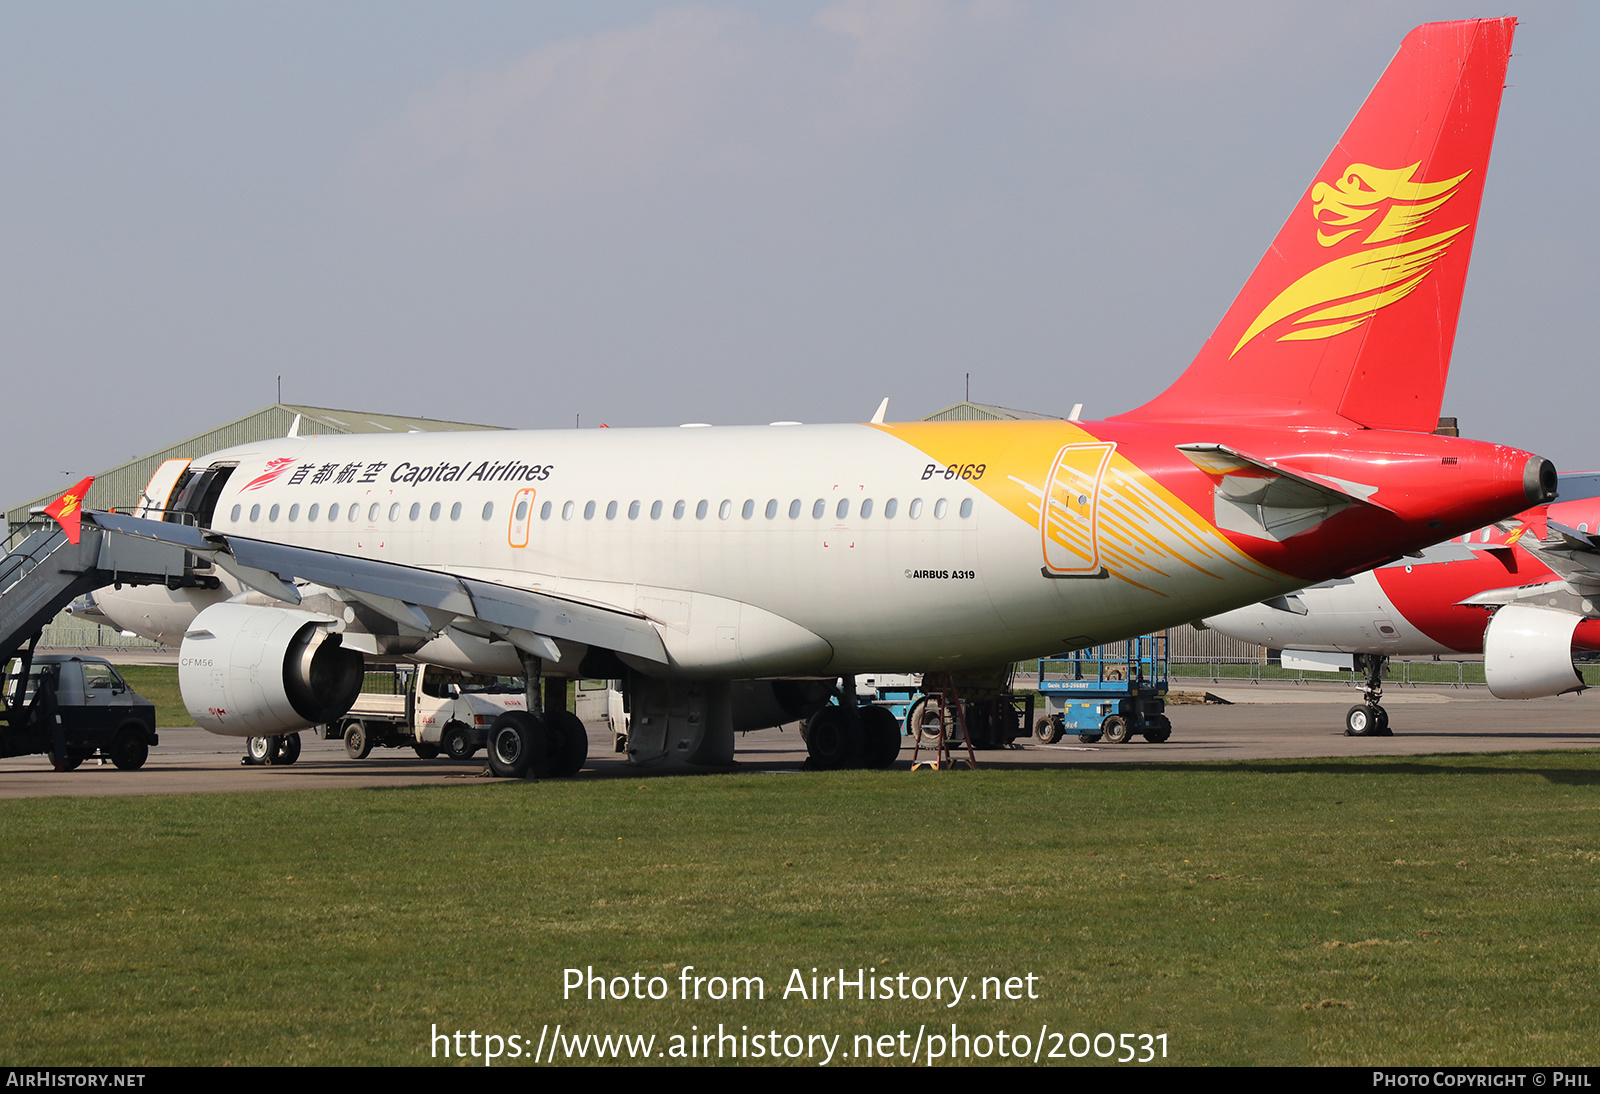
[1033,634,1172,745]
[0,485,191,772]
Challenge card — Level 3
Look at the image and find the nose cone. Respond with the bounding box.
[1525,456,1559,504]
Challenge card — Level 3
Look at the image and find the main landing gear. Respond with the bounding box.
[1344,654,1393,737]
[242,733,302,766]
[485,651,589,779]
[802,677,901,770]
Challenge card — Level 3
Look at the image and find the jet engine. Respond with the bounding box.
[1483,604,1586,700]
[178,602,364,735]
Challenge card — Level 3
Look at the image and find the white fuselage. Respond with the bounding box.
[98,422,1300,677]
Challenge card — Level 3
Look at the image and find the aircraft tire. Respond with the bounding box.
[1142,715,1172,743]
[804,706,859,769]
[271,733,302,766]
[547,711,588,778]
[343,721,373,759]
[442,722,476,761]
[1374,706,1392,736]
[1035,716,1062,745]
[109,726,149,771]
[248,736,274,764]
[1100,715,1132,744]
[1345,705,1377,737]
[858,705,902,768]
[488,711,543,778]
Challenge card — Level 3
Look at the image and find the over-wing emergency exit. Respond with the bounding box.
[80,19,1553,774]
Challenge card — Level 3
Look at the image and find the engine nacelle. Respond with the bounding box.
[179,603,365,736]
[1483,605,1585,700]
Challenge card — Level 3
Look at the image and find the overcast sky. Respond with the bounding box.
[2,1,1594,505]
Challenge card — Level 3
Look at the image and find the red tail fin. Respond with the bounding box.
[1123,18,1515,431]
[43,476,94,545]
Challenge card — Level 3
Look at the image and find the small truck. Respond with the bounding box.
[0,653,158,771]
[334,664,528,761]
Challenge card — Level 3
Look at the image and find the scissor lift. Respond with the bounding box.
[1033,635,1171,745]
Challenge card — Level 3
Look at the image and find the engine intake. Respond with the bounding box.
[179,602,364,735]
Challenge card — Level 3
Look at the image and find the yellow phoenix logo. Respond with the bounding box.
[1231,162,1470,357]
[57,493,80,517]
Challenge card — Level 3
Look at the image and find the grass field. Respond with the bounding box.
[1,752,1597,1066]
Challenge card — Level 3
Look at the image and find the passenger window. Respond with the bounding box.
[765,499,778,519]
[249,504,261,522]
[584,501,596,520]
[515,499,529,521]
[451,502,462,520]
[696,500,709,520]
[389,503,401,521]
[651,501,663,520]
[481,501,494,521]
[719,500,732,519]
[408,503,421,521]
[789,499,801,519]
[288,504,300,522]
[959,498,972,518]
[308,504,320,522]
[230,504,241,522]
[329,503,341,521]
[909,498,923,519]
[563,501,575,520]
[628,501,641,520]
[269,504,281,521]
[860,499,873,519]
[673,501,686,519]
[429,502,441,521]
[836,499,849,520]
[934,499,948,519]
[606,501,618,520]
[885,498,898,518]
[369,503,381,522]
[539,501,551,520]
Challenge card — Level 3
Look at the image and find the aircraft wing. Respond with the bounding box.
[86,510,669,664]
[1517,521,1600,598]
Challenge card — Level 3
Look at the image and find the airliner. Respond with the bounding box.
[82,18,1554,776]
[1203,485,1600,736]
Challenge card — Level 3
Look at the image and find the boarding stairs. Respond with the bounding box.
[0,522,190,668]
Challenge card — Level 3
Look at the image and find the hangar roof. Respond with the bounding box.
[7,403,505,535]
[920,401,1064,422]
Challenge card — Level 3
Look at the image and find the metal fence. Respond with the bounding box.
[1168,656,1488,688]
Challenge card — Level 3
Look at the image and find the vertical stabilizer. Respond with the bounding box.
[1123,18,1515,431]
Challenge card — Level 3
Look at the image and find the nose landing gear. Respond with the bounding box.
[1344,654,1393,737]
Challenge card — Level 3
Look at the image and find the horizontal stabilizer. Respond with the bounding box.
[1177,443,1389,542]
